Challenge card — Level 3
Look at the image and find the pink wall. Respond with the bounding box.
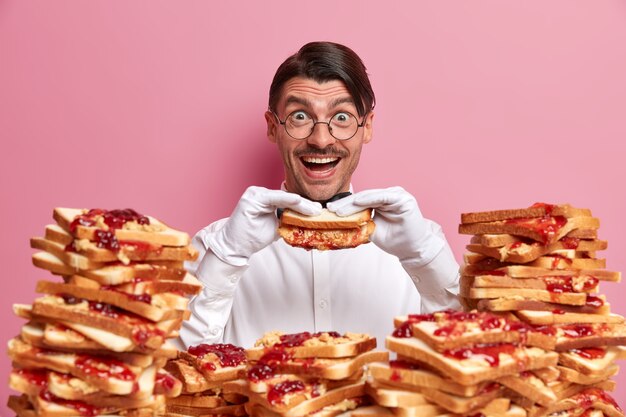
[2,1,626,412]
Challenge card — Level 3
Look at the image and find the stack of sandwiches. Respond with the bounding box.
[366,309,557,417]
[224,331,386,417]
[8,207,203,416]
[457,203,625,416]
[163,343,249,417]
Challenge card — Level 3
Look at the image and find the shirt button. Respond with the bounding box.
[210,327,220,336]
[229,274,239,283]
[319,299,328,309]
[413,276,421,284]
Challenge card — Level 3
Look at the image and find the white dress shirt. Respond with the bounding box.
[179,216,461,349]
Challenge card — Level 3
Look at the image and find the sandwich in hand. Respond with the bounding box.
[278,208,375,251]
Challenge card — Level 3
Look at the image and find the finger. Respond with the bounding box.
[326,195,367,217]
[353,187,414,211]
[286,199,324,216]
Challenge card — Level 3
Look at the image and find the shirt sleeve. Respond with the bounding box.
[400,220,462,313]
[178,219,248,348]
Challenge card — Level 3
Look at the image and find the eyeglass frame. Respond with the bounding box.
[270,109,370,141]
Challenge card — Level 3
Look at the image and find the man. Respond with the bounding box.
[180,42,459,348]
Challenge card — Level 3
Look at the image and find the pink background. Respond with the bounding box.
[1,1,626,412]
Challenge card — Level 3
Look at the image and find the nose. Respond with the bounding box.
[306,122,337,149]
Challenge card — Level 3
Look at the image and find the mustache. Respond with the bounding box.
[295,147,347,159]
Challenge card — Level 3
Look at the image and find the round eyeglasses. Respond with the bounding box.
[271,110,367,141]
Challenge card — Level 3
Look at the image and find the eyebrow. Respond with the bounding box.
[284,95,356,110]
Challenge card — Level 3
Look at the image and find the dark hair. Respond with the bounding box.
[269,42,376,117]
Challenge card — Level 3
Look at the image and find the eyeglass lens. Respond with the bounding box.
[285,111,359,140]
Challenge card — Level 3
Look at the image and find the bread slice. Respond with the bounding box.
[30,295,181,350]
[516,310,623,325]
[246,398,367,417]
[166,392,226,409]
[471,228,598,248]
[468,287,588,305]
[496,371,557,407]
[558,347,626,374]
[469,274,601,292]
[459,216,599,245]
[461,204,592,224]
[178,343,247,382]
[35,280,185,322]
[32,250,187,285]
[20,321,174,365]
[385,335,558,386]
[44,224,198,264]
[248,332,376,360]
[528,255,606,270]
[394,310,556,351]
[279,208,375,250]
[54,207,190,246]
[163,359,223,394]
[8,394,165,417]
[8,337,142,395]
[462,264,621,282]
[554,323,626,351]
[557,364,619,385]
[281,208,372,229]
[466,239,607,263]
[226,378,366,417]
[46,366,157,403]
[476,295,611,314]
[364,380,429,407]
[368,362,492,397]
[249,350,387,381]
[31,237,104,270]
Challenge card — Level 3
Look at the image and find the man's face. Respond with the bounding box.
[266,77,374,202]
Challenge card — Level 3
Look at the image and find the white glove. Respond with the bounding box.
[326,186,444,264]
[204,186,323,266]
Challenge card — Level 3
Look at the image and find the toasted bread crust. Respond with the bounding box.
[459,216,600,245]
[385,336,558,386]
[460,204,592,224]
[54,207,190,247]
[280,208,372,229]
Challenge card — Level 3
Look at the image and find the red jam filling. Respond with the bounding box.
[155,372,178,391]
[15,368,48,387]
[561,237,581,249]
[100,286,152,304]
[187,343,246,368]
[277,331,341,347]
[560,324,595,338]
[267,380,306,405]
[70,208,149,232]
[248,363,276,382]
[586,295,604,308]
[505,215,567,244]
[392,321,413,338]
[443,343,517,367]
[571,347,606,360]
[75,356,135,381]
[389,359,422,370]
[545,276,598,293]
[574,388,621,412]
[39,390,100,416]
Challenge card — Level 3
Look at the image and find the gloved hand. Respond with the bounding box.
[326,186,444,264]
[204,186,323,266]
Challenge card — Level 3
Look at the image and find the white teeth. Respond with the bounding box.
[302,157,339,164]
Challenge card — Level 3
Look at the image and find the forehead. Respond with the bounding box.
[277,77,353,109]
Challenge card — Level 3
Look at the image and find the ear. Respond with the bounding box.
[362,111,374,144]
[265,111,277,143]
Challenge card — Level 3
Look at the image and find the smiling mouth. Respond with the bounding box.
[301,156,341,172]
